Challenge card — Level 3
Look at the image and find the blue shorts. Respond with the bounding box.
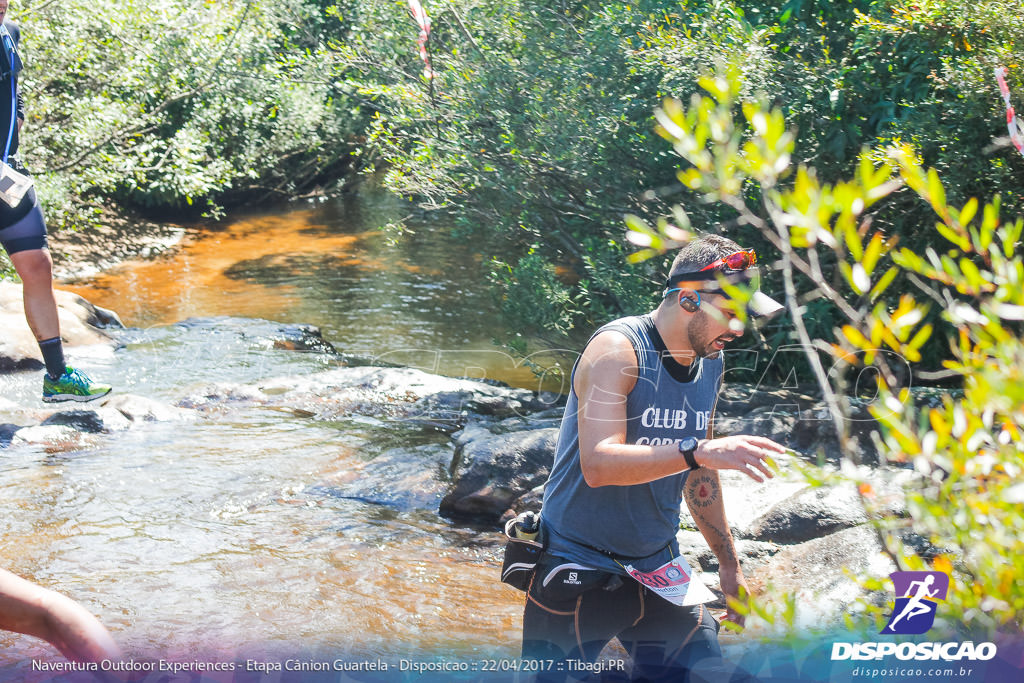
[0,186,47,255]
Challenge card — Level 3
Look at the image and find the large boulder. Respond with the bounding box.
[186,365,558,430]
[714,385,880,464]
[751,525,897,629]
[440,422,558,520]
[709,470,809,538]
[312,443,456,511]
[743,478,907,545]
[0,281,123,371]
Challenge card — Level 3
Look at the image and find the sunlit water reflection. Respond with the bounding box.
[0,189,560,673]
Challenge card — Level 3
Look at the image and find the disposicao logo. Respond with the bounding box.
[882,570,950,635]
[831,569,997,663]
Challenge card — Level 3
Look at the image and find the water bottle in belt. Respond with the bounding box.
[514,511,540,541]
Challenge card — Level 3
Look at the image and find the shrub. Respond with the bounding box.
[645,67,1024,638]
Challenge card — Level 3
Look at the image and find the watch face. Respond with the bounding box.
[679,436,698,451]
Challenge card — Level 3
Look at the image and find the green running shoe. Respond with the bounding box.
[42,366,113,403]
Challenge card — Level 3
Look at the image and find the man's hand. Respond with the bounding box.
[718,562,750,627]
[694,435,786,482]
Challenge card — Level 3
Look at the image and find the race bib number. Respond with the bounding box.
[624,554,716,606]
[0,161,32,208]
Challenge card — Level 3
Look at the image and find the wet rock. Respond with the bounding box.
[79,301,123,330]
[172,317,337,354]
[230,366,549,429]
[423,390,525,418]
[0,282,123,371]
[10,424,101,452]
[440,425,557,520]
[270,324,336,354]
[177,383,267,410]
[0,423,20,447]
[689,537,783,575]
[676,530,721,595]
[446,413,563,523]
[752,525,897,629]
[742,476,908,545]
[715,384,822,414]
[314,443,455,510]
[744,485,867,544]
[41,407,133,434]
[103,394,194,422]
[502,484,544,523]
[713,385,880,464]
[710,471,809,538]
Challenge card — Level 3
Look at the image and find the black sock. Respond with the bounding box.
[38,337,66,379]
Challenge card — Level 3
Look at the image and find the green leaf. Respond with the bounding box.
[926,168,947,213]
[959,197,978,227]
[936,221,969,251]
[869,266,900,301]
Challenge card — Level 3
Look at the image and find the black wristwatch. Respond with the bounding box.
[678,436,701,471]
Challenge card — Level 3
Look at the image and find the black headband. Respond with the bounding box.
[664,268,758,290]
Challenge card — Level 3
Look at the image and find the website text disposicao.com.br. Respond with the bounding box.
[851,665,979,679]
[835,640,996,680]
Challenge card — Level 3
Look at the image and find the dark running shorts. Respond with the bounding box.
[0,186,47,255]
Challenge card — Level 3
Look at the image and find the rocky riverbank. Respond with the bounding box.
[0,281,124,372]
[48,210,189,282]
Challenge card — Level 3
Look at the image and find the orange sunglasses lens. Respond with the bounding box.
[699,250,756,272]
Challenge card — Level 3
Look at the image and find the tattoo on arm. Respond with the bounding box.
[685,470,720,508]
[684,470,738,567]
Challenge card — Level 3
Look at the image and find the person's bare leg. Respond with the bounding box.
[0,568,122,663]
[9,247,60,341]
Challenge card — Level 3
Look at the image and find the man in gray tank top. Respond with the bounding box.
[521,235,787,681]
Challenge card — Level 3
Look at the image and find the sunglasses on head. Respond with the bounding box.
[665,249,758,289]
[698,249,757,273]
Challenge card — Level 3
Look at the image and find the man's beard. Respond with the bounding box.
[688,311,737,358]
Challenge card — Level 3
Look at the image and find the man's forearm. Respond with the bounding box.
[582,440,691,487]
[684,469,751,625]
[683,469,739,569]
[0,569,121,663]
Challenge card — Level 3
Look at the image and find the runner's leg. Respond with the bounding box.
[617,597,756,682]
[522,555,639,681]
[1,191,62,372]
[10,247,60,341]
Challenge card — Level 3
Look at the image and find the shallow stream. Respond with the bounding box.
[0,189,561,675]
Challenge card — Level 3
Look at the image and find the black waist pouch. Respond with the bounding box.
[500,516,545,591]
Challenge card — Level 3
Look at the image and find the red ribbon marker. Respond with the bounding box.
[408,0,434,79]
[995,67,1024,158]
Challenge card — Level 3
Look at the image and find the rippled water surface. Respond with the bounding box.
[0,190,561,673]
[63,190,569,390]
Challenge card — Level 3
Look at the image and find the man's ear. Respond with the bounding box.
[678,288,701,313]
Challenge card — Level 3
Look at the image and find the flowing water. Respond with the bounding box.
[0,189,568,676]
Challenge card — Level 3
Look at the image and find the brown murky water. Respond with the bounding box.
[61,193,571,392]
[0,190,564,675]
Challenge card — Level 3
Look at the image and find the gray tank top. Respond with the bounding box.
[542,314,723,574]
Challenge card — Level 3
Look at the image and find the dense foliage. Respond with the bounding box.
[6,0,1024,372]
[331,0,1024,367]
[655,70,1024,643]
[18,0,364,230]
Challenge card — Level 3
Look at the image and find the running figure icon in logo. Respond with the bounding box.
[883,571,950,635]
